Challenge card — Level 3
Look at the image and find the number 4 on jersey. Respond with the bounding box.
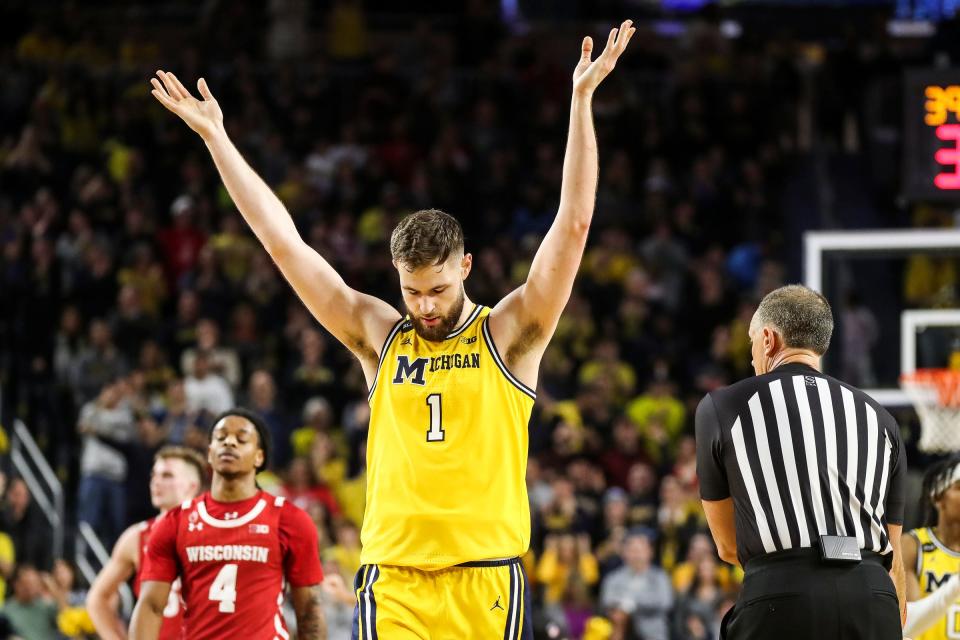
[426,394,445,442]
[209,564,238,613]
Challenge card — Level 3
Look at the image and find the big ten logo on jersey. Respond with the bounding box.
[392,353,482,386]
[188,510,203,532]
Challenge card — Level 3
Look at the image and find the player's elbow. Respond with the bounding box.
[136,589,167,620]
[565,217,591,240]
[85,586,107,613]
[263,234,303,262]
[555,204,592,238]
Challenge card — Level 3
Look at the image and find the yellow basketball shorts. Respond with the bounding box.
[351,557,533,639]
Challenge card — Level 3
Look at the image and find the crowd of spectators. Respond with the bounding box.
[0,1,952,638]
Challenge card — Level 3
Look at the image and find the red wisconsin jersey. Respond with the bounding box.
[141,491,322,640]
[134,517,184,640]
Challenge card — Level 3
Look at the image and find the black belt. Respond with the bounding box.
[744,547,893,576]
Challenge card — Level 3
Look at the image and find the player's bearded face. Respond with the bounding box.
[408,284,465,341]
[398,257,469,342]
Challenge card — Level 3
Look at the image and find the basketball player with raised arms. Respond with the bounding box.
[129,409,325,639]
[148,19,635,637]
[903,456,960,639]
[87,446,205,640]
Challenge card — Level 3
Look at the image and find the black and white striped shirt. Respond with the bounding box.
[696,362,907,566]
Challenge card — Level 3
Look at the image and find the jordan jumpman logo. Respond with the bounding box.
[490,596,504,611]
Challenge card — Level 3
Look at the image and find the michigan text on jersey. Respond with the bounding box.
[392,353,481,385]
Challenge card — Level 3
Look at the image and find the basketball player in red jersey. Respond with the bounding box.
[129,408,326,639]
[87,446,205,640]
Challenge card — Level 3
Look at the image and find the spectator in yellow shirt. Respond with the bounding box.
[536,533,600,634]
[326,520,362,582]
[671,533,741,593]
[0,532,14,605]
[578,339,638,405]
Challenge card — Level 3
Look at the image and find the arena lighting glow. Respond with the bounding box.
[896,0,960,20]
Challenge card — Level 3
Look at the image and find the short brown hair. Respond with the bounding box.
[156,445,207,484]
[390,209,464,270]
[753,285,834,355]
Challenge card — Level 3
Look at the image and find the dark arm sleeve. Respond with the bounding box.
[883,414,908,526]
[695,393,730,501]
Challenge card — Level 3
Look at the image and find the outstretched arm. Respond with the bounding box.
[86,524,140,640]
[489,21,635,384]
[150,72,400,380]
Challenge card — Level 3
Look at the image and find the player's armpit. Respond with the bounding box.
[129,580,171,640]
[292,584,327,640]
[486,287,549,389]
[272,241,400,377]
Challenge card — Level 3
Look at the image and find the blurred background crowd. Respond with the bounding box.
[1,0,958,638]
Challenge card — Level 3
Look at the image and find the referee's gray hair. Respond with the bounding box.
[752,285,834,355]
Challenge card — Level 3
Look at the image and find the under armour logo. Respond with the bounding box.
[188,522,203,532]
[490,596,504,611]
[224,512,239,520]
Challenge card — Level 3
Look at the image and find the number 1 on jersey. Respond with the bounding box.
[209,563,238,613]
[426,393,445,442]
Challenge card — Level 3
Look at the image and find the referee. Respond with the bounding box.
[696,285,907,639]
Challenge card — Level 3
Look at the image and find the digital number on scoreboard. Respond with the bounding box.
[904,69,960,200]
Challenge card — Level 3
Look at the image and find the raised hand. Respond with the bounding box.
[150,70,224,141]
[572,19,636,97]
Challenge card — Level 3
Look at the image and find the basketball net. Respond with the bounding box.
[901,369,960,453]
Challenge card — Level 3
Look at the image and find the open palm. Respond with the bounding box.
[150,70,224,140]
[573,20,636,96]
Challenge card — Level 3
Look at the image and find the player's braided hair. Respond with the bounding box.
[207,407,272,472]
[921,454,960,526]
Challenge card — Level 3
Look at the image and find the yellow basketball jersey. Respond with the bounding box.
[361,305,535,569]
[912,527,960,640]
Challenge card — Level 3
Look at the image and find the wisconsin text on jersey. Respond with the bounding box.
[185,545,270,563]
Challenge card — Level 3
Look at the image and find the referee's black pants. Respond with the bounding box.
[722,548,901,640]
